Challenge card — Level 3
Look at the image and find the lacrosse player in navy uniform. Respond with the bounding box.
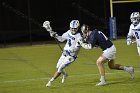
[78,24,134,86]
[43,20,82,87]
[127,12,140,56]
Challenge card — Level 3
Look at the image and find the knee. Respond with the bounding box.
[57,64,65,73]
[96,60,102,66]
[57,67,62,73]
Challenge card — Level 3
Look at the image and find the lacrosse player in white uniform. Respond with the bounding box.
[78,24,134,86]
[127,12,140,56]
[43,20,82,87]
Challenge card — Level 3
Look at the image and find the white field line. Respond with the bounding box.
[0,71,140,84]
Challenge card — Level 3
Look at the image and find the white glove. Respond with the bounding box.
[127,38,132,45]
[43,21,52,31]
[49,31,58,37]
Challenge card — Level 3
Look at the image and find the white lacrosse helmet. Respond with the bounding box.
[70,20,80,28]
[130,12,140,25]
[70,20,80,34]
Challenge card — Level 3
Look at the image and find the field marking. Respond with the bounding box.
[0,77,50,83]
[0,71,140,84]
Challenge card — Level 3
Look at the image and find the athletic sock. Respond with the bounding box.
[124,66,127,71]
[100,76,105,82]
[50,77,54,82]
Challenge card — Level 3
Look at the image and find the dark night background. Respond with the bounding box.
[0,0,140,46]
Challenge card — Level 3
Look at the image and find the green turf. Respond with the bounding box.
[0,39,140,93]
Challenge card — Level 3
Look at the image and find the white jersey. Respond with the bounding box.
[128,22,140,41]
[56,30,82,56]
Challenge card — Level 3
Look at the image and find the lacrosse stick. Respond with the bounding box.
[42,21,52,32]
[42,21,63,51]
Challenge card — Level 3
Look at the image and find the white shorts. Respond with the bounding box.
[56,54,76,72]
[102,45,116,60]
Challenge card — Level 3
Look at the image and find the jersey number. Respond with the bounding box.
[68,39,72,46]
[135,32,139,39]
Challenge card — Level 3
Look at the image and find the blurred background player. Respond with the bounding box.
[127,12,140,56]
[78,24,134,86]
[43,20,82,87]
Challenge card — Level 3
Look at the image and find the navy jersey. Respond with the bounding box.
[89,29,113,51]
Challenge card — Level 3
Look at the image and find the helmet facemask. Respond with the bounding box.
[70,28,79,35]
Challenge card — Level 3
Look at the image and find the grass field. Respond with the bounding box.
[0,39,140,93]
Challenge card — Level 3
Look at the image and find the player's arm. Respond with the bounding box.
[55,36,65,42]
[42,21,66,42]
[127,35,132,45]
[81,43,92,49]
[77,37,92,49]
[56,32,69,42]
[49,31,68,42]
[79,30,98,49]
[127,26,133,45]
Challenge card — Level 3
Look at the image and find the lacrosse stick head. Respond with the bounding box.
[43,21,52,32]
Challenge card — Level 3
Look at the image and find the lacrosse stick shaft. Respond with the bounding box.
[54,38,63,52]
[43,22,63,52]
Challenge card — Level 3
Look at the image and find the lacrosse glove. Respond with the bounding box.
[49,31,58,38]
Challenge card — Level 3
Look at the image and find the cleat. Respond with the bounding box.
[62,73,68,83]
[125,66,134,79]
[96,81,107,86]
[46,81,52,87]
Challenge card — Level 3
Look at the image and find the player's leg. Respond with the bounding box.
[61,56,76,83]
[96,55,107,86]
[96,45,116,86]
[108,59,134,79]
[124,66,134,79]
[105,45,133,72]
[46,55,65,87]
[137,46,140,56]
[46,55,75,87]
[108,60,124,70]
[46,71,61,87]
[61,69,67,76]
[61,69,68,83]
